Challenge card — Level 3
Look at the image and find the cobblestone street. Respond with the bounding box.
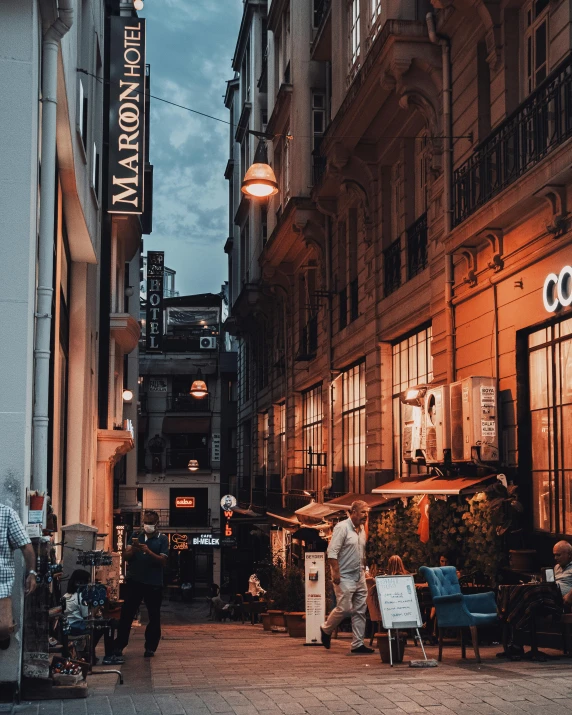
[6,601,572,715]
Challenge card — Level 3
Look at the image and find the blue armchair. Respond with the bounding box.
[419,566,498,663]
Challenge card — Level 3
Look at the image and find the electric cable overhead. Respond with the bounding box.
[76,67,473,142]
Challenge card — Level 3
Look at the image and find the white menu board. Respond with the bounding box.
[376,575,423,629]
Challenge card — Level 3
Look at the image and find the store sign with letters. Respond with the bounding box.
[305,553,325,645]
[108,17,146,214]
[192,534,220,547]
[146,251,164,353]
[175,496,195,508]
[543,266,572,312]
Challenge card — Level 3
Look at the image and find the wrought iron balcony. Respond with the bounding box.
[384,238,402,296]
[166,394,210,412]
[453,53,572,227]
[407,212,428,279]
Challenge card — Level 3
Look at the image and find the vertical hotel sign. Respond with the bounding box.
[146,251,164,352]
[108,17,146,214]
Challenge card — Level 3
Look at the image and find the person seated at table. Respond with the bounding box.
[553,540,572,609]
[387,555,409,575]
[365,563,381,635]
[439,554,450,567]
[64,569,122,665]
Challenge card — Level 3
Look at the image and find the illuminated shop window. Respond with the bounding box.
[302,384,324,494]
[392,326,433,477]
[528,319,572,533]
[342,362,366,493]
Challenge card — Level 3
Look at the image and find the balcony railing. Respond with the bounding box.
[165,448,210,471]
[152,508,211,529]
[384,238,402,296]
[453,52,572,227]
[166,394,210,412]
[407,212,428,279]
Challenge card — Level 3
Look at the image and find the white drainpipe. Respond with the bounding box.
[32,1,74,493]
[426,12,455,384]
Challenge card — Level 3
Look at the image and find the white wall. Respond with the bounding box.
[0,0,39,684]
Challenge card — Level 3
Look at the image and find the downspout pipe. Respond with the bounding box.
[32,0,74,494]
[426,12,455,384]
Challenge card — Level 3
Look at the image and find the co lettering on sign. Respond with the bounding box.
[543,266,572,313]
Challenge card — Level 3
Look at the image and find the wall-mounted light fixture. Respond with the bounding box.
[187,459,199,472]
[190,369,208,399]
[241,138,279,199]
[122,388,134,403]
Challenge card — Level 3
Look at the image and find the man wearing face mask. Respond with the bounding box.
[114,511,168,658]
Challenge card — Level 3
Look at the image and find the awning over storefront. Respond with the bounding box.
[295,492,390,520]
[161,416,211,434]
[266,508,300,529]
[372,475,497,497]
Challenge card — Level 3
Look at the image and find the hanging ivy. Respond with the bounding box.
[367,488,515,584]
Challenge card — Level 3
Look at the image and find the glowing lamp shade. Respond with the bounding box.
[190,378,208,399]
[122,388,134,402]
[241,140,279,199]
[133,0,144,10]
[187,459,199,472]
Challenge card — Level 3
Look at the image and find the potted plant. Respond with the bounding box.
[282,566,306,638]
[264,564,305,636]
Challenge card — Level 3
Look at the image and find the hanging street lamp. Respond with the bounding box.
[190,369,208,399]
[241,138,279,199]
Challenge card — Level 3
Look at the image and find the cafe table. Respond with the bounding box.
[497,581,563,661]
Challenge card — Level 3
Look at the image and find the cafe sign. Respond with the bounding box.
[192,534,220,547]
[171,533,189,551]
[108,17,146,214]
[543,265,572,312]
[175,496,195,508]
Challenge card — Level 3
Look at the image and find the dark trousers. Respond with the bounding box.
[115,581,163,653]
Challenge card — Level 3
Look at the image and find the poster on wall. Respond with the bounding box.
[108,16,146,214]
[305,552,326,645]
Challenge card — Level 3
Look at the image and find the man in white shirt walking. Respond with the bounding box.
[320,500,374,654]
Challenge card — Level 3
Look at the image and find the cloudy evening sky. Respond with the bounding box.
[140,0,243,296]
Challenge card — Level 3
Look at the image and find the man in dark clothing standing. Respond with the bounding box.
[115,510,168,658]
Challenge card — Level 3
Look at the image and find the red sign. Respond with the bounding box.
[175,496,196,508]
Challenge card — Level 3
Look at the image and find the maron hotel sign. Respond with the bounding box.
[108,17,146,214]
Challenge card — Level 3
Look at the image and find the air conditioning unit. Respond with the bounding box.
[199,336,217,350]
[402,402,425,463]
[425,385,450,464]
[449,376,499,463]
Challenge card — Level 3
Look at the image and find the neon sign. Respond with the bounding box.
[175,496,195,508]
[543,266,572,312]
[171,533,189,551]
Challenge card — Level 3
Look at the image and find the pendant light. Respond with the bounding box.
[190,369,208,399]
[241,139,279,199]
[187,459,199,472]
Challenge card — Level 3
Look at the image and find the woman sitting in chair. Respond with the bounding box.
[64,569,122,665]
[387,555,409,575]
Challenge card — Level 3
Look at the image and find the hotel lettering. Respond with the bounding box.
[108,17,146,214]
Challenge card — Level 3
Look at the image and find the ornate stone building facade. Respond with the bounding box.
[226,0,572,557]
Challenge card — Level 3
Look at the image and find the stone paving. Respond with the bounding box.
[8,601,572,714]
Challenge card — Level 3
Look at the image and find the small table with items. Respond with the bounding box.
[497,582,563,661]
